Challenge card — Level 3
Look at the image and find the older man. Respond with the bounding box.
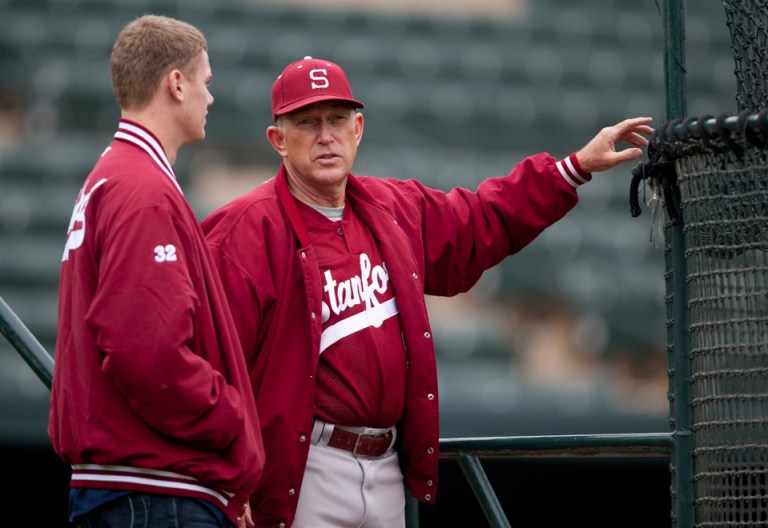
[203,56,652,528]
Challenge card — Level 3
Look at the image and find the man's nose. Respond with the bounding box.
[317,121,333,143]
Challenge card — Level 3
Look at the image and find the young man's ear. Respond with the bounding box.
[166,69,185,102]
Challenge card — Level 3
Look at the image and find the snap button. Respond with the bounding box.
[425,493,432,501]
[424,331,431,339]
[300,434,306,442]
[427,447,434,454]
[427,479,433,486]
[289,488,295,495]
[427,393,434,400]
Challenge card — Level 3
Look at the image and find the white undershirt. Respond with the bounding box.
[305,202,344,222]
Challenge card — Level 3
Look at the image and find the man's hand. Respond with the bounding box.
[575,117,654,174]
[238,502,254,528]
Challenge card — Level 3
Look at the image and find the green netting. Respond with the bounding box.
[634,112,768,526]
[679,144,768,527]
[722,0,768,112]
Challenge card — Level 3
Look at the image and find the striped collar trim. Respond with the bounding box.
[114,119,183,195]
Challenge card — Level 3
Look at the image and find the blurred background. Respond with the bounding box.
[0,0,738,523]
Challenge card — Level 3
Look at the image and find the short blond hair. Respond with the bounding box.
[110,15,208,111]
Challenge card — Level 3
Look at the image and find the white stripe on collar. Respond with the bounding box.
[114,121,183,195]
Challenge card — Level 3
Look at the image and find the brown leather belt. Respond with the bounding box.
[326,427,394,457]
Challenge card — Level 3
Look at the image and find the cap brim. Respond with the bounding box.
[274,96,365,120]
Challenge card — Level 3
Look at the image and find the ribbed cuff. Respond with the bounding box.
[556,153,592,188]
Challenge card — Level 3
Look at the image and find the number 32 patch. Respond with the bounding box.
[154,244,178,263]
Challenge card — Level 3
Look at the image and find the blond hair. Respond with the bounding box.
[110,15,208,111]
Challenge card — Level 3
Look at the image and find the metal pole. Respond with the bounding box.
[0,295,54,390]
[405,494,420,528]
[457,452,511,528]
[662,1,693,527]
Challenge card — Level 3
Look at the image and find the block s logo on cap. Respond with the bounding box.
[309,69,330,89]
[271,56,364,121]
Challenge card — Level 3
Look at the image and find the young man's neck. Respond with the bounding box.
[121,109,179,166]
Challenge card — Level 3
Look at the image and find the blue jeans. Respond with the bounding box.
[71,493,233,528]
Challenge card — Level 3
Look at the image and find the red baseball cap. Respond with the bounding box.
[271,56,364,121]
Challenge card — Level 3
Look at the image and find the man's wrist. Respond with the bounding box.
[556,153,592,189]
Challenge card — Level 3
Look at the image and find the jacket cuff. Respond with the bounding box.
[556,153,592,189]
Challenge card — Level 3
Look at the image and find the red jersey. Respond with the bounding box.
[297,200,407,428]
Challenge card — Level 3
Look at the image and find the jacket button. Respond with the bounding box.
[423,331,431,339]
[301,252,306,259]
[279,523,286,528]
[427,393,434,401]
[425,493,432,501]
[300,434,306,442]
[412,272,418,280]
[427,480,433,486]
[311,312,316,319]
[427,447,434,454]
[289,488,295,495]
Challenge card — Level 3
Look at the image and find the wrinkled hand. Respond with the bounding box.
[575,117,654,174]
[238,502,254,528]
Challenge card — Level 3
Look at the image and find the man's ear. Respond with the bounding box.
[355,112,364,146]
[266,125,287,157]
[166,69,185,103]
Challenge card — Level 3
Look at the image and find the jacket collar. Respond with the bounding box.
[274,164,385,247]
[275,164,311,247]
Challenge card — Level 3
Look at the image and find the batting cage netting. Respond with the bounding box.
[681,119,768,528]
[632,1,768,526]
[723,0,768,114]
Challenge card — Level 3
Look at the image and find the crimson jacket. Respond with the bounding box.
[202,152,588,527]
[49,120,265,526]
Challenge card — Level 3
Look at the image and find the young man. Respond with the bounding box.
[48,15,264,528]
[202,56,653,527]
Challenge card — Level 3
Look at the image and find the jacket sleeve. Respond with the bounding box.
[85,203,245,450]
[202,206,274,381]
[395,153,582,297]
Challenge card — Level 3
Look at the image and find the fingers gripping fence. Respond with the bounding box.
[631,113,768,527]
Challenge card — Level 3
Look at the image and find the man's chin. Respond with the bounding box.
[314,169,349,185]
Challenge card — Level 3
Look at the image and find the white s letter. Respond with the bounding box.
[310,69,329,89]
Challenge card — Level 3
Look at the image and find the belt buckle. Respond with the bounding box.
[352,433,368,456]
[352,432,385,457]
